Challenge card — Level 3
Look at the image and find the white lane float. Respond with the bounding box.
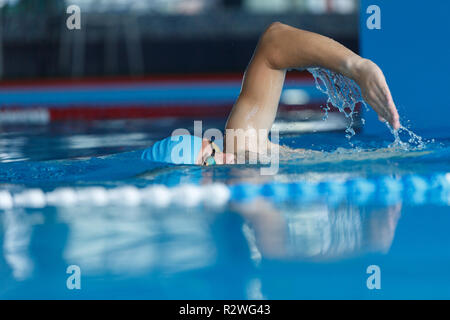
[0,173,449,209]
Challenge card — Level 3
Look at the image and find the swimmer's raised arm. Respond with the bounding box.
[225,22,400,152]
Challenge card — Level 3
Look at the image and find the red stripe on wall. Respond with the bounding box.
[49,105,234,121]
[48,103,347,121]
[0,72,313,89]
[1,102,349,122]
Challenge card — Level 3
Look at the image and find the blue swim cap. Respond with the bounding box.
[141,135,203,165]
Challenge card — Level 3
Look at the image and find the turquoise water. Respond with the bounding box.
[0,116,449,299]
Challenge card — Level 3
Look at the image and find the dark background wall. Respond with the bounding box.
[0,1,359,79]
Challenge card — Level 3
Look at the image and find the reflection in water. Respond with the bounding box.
[0,136,27,162]
[1,201,402,272]
[65,133,148,150]
[2,209,43,280]
[57,206,217,275]
[235,199,402,262]
[1,198,402,298]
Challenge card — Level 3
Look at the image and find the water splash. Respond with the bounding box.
[321,104,331,121]
[307,67,364,139]
[306,67,426,149]
[388,123,426,150]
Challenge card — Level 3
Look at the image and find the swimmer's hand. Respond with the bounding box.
[348,58,401,130]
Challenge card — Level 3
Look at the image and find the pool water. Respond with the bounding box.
[0,117,449,299]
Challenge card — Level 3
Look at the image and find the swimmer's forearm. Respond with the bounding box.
[226,22,400,138]
[256,23,400,129]
[258,22,362,79]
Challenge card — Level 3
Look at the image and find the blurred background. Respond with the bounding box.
[0,0,360,161]
[0,0,358,78]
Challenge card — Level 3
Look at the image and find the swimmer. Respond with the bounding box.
[142,22,401,166]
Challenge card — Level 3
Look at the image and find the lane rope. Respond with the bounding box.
[1,173,449,210]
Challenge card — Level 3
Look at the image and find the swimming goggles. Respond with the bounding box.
[203,139,218,166]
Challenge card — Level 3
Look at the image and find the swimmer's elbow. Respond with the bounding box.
[265,21,287,34]
[258,22,290,69]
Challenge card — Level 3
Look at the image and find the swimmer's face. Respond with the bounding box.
[198,138,235,165]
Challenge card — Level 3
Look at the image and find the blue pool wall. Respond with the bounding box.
[360,0,450,137]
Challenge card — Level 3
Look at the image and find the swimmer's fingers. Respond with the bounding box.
[368,97,400,130]
[373,79,400,129]
[386,100,401,130]
[362,90,390,123]
[371,89,400,129]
